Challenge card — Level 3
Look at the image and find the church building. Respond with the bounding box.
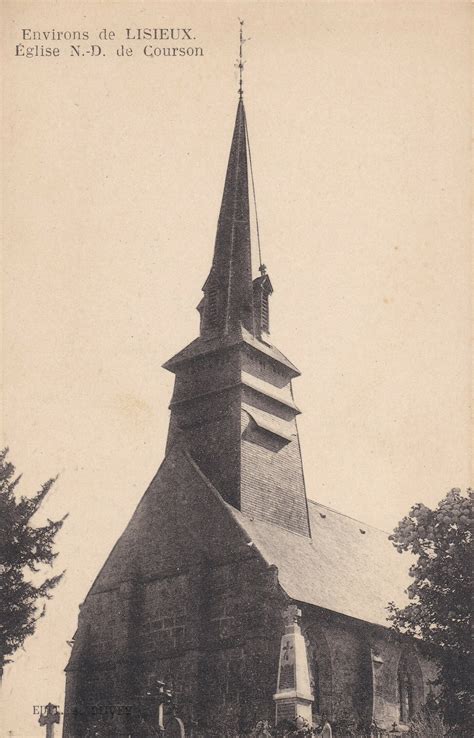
[63,71,437,738]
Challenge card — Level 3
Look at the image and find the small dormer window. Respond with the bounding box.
[252,271,273,338]
[398,658,415,723]
[311,657,321,715]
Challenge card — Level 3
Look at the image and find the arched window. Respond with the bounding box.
[311,657,321,715]
[398,658,415,723]
[304,627,332,722]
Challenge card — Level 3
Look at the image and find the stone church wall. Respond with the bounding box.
[63,447,438,738]
[64,556,286,737]
[63,448,288,738]
[302,606,438,734]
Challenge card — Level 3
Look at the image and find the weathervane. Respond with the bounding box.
[236,19,250,98]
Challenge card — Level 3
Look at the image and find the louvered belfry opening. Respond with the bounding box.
[261,293,269,332]
[252,271,273,338]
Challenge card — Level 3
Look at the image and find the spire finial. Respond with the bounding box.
[236,19,250,99]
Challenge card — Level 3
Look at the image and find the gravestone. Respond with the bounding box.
[321,721,332,738]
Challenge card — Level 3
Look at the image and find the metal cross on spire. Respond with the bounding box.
[236,19,250,98]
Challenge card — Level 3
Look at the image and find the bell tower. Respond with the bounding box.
[163,46,311,538]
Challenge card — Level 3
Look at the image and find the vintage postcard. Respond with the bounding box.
[1,2,471,738]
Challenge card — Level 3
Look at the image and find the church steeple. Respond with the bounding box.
[199,99,255,337]
[163,47,311,538]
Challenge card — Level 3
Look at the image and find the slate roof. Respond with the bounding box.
[228,498,411,628]
[163,325,300,376]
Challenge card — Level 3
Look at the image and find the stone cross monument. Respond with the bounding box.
[273,605,313,724]
[38,703,60,738]
[155,680,174,735]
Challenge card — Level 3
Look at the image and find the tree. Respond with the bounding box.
[0,448,67,680]
[388,487,473,735]
[408,704,447,738]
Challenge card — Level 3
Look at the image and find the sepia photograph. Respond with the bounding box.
[1,2,472,738]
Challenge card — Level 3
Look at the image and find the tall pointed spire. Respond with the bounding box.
[200,97,255,337]
[197,21,262,337]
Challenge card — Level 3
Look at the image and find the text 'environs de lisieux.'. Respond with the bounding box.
[14,28,205,59]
